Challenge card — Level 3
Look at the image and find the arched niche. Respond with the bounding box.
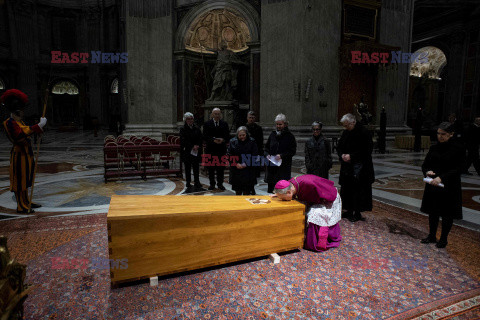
[111,78,119,94]
[408,47,448,127]
[410,46,447,80]
[50,79,81,126]
[184,9,252,54]
[176,0,260,52]
[174,0,261,124]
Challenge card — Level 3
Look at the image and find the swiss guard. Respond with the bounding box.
[1,89,47,213]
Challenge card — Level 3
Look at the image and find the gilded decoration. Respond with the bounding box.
[52,81,79,95]
[185,9,251,54]
[410,46,447,80]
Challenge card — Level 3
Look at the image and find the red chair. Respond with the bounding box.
[104,135,115,143]
[116,137,128,144]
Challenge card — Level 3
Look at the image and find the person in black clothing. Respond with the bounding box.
[179,112,204,193]
[305,121,332,179]
[264,113,297,193]
[338,113,375,222]
[245,111,264,190]
[448,113,464,140]
[203,108,230,190]
[420,122,465,248]
[463,117,480,175]
[227,126,258,195]
[245,111,263,157]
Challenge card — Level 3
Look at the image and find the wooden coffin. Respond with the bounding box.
[107,195,305,286]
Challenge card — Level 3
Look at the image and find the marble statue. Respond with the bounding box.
[206,41,247,102]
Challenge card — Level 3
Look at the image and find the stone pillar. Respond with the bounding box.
[86,7,103,123]
[249,41,260,121]
[11,0,38,115]
[124,9,175,139]
[445,31,467,118]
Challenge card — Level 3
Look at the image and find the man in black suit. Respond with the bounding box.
[203,108,230,190]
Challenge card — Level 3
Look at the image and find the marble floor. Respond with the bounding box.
[0,129,479,231]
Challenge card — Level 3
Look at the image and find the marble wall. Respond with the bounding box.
[125,15,174,126]
[376,0,415,127]
[260,0,342,126]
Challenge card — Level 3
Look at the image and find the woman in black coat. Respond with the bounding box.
[264,114,297,193]
[227,126,258,195]
[305,121,332,179]
[420,122,465,248]
[179,112,204,192]
[337,113,375,222]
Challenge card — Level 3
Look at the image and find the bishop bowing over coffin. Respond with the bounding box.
[272,174,342,252]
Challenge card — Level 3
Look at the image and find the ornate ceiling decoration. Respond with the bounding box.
[184,9,251,54]
[52,81,79,95]
[410,46,447,80]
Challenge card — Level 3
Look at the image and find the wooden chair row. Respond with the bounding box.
[103,144,182,182]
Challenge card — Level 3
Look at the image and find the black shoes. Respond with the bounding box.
[349,212,365,222]
[17,209,34,214]
[421,236,447,248]
[341,211,365,222]
[194,184,205,192]
[30,203,42,209]
[217,184,226,191]
[185,185,194,193]
[421,235,437,244]
[208,185,215,190]
[436,240,448,248]
[342,211,353,220]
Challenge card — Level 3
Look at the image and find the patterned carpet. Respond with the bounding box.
[1,201,480,319]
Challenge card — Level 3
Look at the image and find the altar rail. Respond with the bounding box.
[103,135,182,182]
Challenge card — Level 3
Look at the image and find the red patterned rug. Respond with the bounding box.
[1,201,479,319]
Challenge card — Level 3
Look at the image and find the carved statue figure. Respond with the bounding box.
[354,94,373,125]
[0,236,32,320]
[206,41,247,101]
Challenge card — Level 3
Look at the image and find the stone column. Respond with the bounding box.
[445,31,467,117]
[249,41,261,121]
[11,0,38,115]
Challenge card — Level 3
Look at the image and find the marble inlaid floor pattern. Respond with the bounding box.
[0,130,479,319]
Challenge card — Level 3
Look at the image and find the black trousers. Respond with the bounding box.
[208,166,225,187]
[428,215,454,242]
[235,188,254,195]
[464,147,480,174]
[184,155,200,186]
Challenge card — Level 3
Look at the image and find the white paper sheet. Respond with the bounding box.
[268,156,282,167]
[423,177,444,188]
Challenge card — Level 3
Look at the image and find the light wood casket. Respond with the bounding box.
[107,195,305,286]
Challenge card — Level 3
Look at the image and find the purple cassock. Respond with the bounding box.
[287,174,342,252]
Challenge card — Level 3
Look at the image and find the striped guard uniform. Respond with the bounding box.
[3,117,43,212]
